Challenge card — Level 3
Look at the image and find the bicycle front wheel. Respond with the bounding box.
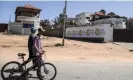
[37,62,57,80]
[1,61,24,80]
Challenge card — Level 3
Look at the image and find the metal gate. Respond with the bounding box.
[113,29,133,42]
[0,24,8,32]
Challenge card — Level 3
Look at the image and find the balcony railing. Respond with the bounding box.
[17,16,40,22]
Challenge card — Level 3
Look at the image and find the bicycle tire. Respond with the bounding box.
[1,61,24,80]
[37,62,57,80]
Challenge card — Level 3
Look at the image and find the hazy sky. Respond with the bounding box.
[0,1,133,23]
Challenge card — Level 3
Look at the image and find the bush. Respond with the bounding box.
[54,43,63,47]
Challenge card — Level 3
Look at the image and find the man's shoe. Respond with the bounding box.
[39,75,45,79]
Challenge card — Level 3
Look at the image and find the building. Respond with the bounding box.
[75,12,126,29]
[93,17,126,29]
[66,17,75,24]
[66,17,75,25]
[75,12,93,26]
[8,3,42,35]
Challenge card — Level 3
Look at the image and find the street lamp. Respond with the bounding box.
[62,0,67,46]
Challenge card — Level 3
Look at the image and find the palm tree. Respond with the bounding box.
[52,13,67,27]
[126,18,133,29]
[40,19,50,28]
[58,13,67,26]
[52,17,59,26]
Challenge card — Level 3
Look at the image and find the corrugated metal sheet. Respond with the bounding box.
[0,23,8,32]
[113,29,133,42]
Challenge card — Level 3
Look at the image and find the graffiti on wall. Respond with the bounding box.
[67,28,105,37]
[93,19,123,25]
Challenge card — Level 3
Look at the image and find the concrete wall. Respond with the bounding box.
[42,27,63,37]
[66,24,113,42]
[9,21,40,35]
[9,22,22,34]
[22,28,31,35]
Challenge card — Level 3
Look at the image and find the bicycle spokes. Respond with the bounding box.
[2,63,23,78]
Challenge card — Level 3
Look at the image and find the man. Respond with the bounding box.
[28,27,37,59]
[32,28,45,69]
[21,27,37,75]
[21,28,37,67]
[22,28,45,77]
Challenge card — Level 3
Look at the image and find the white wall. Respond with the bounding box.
[9,22,22,34]
[76,12,93,26]
[66,24,113,42]
[9,21,40,35]
[93,18,126,29]
[21,21,40,35]
[22,28,31,35]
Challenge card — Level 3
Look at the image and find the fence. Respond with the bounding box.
[0,23,8,32]
[42,27,63,37]
[113,29,133,42]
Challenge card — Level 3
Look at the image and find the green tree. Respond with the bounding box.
[52,13,67,27]
[40,19,50,28]
[52,17,59,26]
[99,9,106,15]
[107,12,116,16]
[126,18,133,29]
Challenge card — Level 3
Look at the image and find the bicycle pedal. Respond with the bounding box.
[23,73,32,77]
[27,73,32,76]
[25,74,32,78]
[32,69,38,71]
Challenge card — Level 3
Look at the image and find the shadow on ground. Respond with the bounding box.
[66,38,104,43]
[129,50,133,52]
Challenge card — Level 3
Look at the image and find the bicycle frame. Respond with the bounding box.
[20,54,45,76]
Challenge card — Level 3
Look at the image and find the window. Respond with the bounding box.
[86,17,90,19]
[23,24,34,28]
[123,20,126,22]
[87,23,90,25]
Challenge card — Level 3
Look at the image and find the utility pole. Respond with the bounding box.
[9,14,11,23]
[62,0,67,46]
[8,14,11,32]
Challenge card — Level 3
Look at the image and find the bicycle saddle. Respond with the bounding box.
[18,53,26,57]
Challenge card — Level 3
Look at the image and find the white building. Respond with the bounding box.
[75,12,126,29]
[93,18,126,29]
[75,12,93,26]
[8,4,41,35]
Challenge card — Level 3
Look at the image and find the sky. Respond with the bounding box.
[0,1,133,23]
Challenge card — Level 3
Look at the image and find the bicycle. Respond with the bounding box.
[1,52,57,80]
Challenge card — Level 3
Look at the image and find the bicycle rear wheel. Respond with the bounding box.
[37,62,57,80]
[1,61,24,80]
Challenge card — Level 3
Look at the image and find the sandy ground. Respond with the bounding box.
[0,34,133,63]
[1,34,133,80]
